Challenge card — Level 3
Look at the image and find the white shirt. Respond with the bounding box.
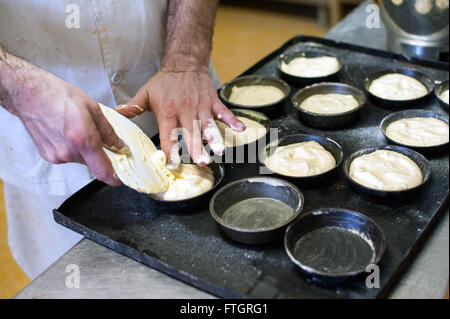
[0,0,221,280]
[0,0,219,196]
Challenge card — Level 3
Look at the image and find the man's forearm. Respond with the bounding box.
[0,47,43,116]
[0,44,7,62]
[0,46,15,113]
[161,0,219,72]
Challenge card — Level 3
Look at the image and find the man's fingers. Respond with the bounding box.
[80,135,122,186]
[78,106,121,186]
[115,104,145,118]
[199,111,225,156]
[85,150,122,186]
[179,116,211,166]
[115,88,149,118]
[158,116,181,170]
[88,104,130,155]
[212,100,246,132]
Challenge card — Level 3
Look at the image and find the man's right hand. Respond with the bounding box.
[0,51,126,186]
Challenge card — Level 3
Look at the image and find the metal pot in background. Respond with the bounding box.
[375,0,449,61]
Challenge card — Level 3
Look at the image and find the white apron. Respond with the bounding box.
[0,0,220,279]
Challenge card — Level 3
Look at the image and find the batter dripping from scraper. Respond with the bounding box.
[99,104,214,201]
[150,151,214,201]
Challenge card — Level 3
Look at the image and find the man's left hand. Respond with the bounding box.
[115,69,245,167]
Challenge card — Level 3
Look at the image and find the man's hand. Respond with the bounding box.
[0,51,127,186]
[116,69,244,167]
[115,0,245,167]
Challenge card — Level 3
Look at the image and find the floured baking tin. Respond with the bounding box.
[277,50,341,87]
[219,75,290,117]
[260,134,344,187]
[284,208,386,279]
[364,69,435,109]
[148,162,225,211]
[380,109,449,153]
[209,177,304,245]
[343,145,431,198]
[215,108,271,164]
[435,80,449,112]
[292,82,366,129]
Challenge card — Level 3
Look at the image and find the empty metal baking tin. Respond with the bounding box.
[343,145,431,198]
[209,177,304,245]
[277,50,341,87]
[364,69,435,109]
[260,134,344,187]
[292,82,366,129]
[219,75,290,117]
[380,109,449,153]
[148,162,225,211]
[217,108,271,164]
[435,80,449,113]
[284,208,386,279]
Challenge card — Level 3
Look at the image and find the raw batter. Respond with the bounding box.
[386,117,449,147]
[299,93,359,114]
[228,85,285,106]
[99,103,169,194]
[100,104,214,200]
[369,73,428,100]
[265,141,336,177]
[280,56,340,78]
[349,150,423,191]
[440,89,449,104]
[151,151,214,201]
[216,116,267,147]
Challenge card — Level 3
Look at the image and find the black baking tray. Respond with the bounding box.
[54,36,449,299]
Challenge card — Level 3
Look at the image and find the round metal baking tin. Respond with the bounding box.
[380,109,449,153]
[148,162,225,211]
[277,50,342,87]
[260,134,344,187]
[292,82,366,129]
[364,69,435,109]
[284,208,386,278]
[209,177,304,245]
[219,75,290,117]
[343,145,431,198]
[435,80,449,113]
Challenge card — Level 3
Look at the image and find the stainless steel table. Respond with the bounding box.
[15,1,449,299]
